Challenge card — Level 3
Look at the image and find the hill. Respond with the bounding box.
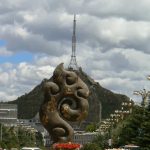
[9,67,130,123]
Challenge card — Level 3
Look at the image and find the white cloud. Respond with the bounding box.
[1,62,13,69]
[0,59,56,101]
[0,91,17,102]
[0,0,150,103]
[0,72,9,85]
[0,47,12,56]
[82,0,150,21]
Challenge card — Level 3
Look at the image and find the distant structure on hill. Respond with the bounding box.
[68,15,101,128]
[68,14,78,70]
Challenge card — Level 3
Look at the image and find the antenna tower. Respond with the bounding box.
[68,14,78,70]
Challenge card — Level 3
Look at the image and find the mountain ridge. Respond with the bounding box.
[9,67,130,123]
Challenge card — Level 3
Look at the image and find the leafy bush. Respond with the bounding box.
[81,143,101,150]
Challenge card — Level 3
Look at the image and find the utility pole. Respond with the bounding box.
[0,124,2,141]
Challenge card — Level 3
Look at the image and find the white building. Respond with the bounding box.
[73,131,98,145]
[43,131,98,147]
[20,112,99,147]
[0,103,17,126]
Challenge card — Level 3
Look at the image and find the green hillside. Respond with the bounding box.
[9,67,130,121]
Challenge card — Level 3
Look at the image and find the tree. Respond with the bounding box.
[112,106,150,149]
[85,123,97,132]
[81,143,101,150]
[92,134,108,149]
[0,125,44,149]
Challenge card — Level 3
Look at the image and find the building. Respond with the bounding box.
[44,131,98,147]
[0,103,17,126]
[73,131,98,145]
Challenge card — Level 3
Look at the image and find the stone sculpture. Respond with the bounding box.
[39,63,89,143]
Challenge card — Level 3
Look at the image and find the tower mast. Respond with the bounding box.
[68,14,78,70]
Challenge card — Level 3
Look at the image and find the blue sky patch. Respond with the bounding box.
[0,51,33,63]
[0,40,6,47]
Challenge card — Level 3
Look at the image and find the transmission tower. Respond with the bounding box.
[68,14,78,70]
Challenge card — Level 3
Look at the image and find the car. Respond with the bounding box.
[11,148,18,150]
[21,147,41,150]
[121,144,140,150]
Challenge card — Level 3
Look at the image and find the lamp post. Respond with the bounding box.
[122,100,134,113]
[0,124,2,141]
[105,118,112,148]
[147,75,150,80]
[113,113,121,123]
[0,111,4,142]
[133,89,150,108]
[147,76,150,110]
[115,109,124,120]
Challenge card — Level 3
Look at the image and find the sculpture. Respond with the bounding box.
[39,63,89,143]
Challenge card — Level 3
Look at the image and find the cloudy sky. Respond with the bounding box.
[0,0,150,103]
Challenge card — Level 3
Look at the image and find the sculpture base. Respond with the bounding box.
[52,142,82,150]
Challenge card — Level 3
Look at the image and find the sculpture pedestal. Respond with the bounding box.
[52,142,82,150]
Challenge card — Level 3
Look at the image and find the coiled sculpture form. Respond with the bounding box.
[39,63,89,143]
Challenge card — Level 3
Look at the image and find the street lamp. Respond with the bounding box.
[0,124,2,141]
[113,113,120,123]
[133,89,150,108]
[122,100,134,113]
[115,108,130,121]
[147,75,150,80]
